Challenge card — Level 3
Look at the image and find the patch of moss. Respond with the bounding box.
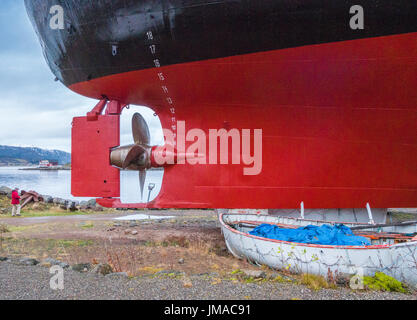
[272,275,285,283]
[242,276,265,284]
[243,276,253,283]
[231,269,242,275]
[363,272,406,293]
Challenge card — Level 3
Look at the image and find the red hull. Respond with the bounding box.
[71,33,417,209]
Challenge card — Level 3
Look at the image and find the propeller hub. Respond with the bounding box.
[110,144,151,170]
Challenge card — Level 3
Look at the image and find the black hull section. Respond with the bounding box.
[25,0,417,87]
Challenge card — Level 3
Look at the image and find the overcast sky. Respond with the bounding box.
[0,0,162,153]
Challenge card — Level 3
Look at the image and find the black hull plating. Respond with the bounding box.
[25,0,417,87]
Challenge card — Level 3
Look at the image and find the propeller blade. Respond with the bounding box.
[132,112,150,146]
[112,112,153,200]
[139,169,146,200]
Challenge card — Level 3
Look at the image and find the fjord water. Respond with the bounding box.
[0,167,163,203]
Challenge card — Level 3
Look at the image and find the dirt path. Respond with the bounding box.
[1,210,219,243]
[1,209,215,226]
[1,213,125,226]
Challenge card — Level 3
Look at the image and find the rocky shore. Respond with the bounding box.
[0,185,102,213]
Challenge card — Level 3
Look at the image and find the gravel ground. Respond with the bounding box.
[0,261,415,300]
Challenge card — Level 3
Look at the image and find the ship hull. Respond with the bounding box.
[25,0,417,208]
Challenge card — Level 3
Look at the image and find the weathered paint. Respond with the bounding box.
[25,1,417,209]
[220,213,417,286]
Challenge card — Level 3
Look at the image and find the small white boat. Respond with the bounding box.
[219,213,417,286]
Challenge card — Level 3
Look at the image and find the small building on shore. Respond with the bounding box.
[39,160,58,168]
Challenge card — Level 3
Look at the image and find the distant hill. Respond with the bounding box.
[0,145,71,166]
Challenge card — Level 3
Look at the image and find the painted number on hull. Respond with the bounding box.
[146,29,178,136]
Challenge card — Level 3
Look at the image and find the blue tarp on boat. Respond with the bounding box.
[249,224,371,246]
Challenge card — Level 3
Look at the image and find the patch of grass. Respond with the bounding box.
[161,235,189,248]
[143,241,158,247]
[0,223,10,249]
[2,238,93,249]
[300,274,335,291]
[0,224,10,233]
[141,236,191,248]
[363,272,407,293]
[54,239,94,248]
[0,210,94,218]
[208,244,229,257]
[137,266,164,274]
[0,195,11,209]
[8,225,36,232]
[0,237,95,259]
[80,222,94,229]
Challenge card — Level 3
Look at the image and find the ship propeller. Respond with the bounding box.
[110,113,152,200]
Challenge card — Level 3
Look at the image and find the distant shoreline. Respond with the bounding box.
[18,167,71,171]
[1,166,164,171]
[13,167,164,171]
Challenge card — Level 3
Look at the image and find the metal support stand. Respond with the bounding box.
[366,202,375,225]
[300,201,305,219]
[147,183,155,203]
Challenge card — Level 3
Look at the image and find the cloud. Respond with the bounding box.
[0,0,161,153]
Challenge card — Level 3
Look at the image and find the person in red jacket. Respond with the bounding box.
[11,188,21,217]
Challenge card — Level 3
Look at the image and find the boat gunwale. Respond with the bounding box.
[225,212,372,226]
[219,213,417,250]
